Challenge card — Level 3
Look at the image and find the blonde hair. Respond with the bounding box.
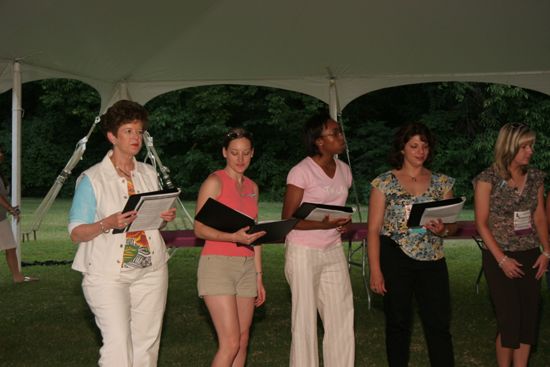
[493,123,535,179]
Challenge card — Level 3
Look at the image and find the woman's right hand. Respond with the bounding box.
[232,226,266,245]
[322,215,351,229]
[369,269,387,295]
[104,210,138,230]
[499,256,524,279]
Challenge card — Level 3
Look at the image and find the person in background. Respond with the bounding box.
[368,122,456,367]
[281,112,354,367]
[0,148,38,283]
[194,127,266,367]
[546,194,550,290]
[68,100,176,367]
[474,122,549,367]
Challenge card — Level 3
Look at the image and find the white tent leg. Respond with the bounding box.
[328,76,371,308]
[329,79,339,121]
[11,60,22,269]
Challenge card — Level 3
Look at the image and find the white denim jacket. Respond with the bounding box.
[71,151,169,275]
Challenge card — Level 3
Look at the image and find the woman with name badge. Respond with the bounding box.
[474,122,550,367]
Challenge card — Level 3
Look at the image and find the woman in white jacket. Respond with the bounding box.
[68,100,176,367]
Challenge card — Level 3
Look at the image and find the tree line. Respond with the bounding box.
[1,80,550,205]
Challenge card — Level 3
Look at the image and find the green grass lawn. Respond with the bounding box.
[0,199,548,366]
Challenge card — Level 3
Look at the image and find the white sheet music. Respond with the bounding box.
[419,198,465,225]
[126,191,179,232]
[305,207,354,222]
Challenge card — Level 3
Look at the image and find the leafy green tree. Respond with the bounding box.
[0,79,101,196]
[2,79,550,207]
[146,85,324,201]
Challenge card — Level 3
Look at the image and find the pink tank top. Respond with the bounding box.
[201,170,257,257]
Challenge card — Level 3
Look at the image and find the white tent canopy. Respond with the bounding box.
[2,0,550,110]
[2,0,550,245]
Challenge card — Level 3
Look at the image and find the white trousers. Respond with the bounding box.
[82,264,168,367]
[285,243,355,367]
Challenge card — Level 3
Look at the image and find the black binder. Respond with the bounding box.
[112,188,180,234]
[194,198,297,245]
[406,197,464,228]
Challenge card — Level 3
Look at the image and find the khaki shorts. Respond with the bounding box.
[197,255,257,298]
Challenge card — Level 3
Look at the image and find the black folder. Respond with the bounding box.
[246,219,299,245]
[112,188,180,234]
[194,198,298,245]
[406,197,464,228]
[292,202,354,221]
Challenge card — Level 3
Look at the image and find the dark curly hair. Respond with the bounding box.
[388,122,435,169]
[99,100,149,137]
[303,111,332,157]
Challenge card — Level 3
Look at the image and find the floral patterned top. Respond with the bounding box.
[473,166,545,252]
[371,171,455,261]
[122,179,152,269]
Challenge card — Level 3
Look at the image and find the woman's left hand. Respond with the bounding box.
[336,222,350,234]
[255,275,266,307]
[160,207,177,222]
[424,219,446,236]
[532,254,549,279]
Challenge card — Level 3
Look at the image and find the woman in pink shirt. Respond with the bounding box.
[194,127,266,367]
[282,113,355,367]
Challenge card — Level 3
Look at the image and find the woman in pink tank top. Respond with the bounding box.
[194,127,266,367]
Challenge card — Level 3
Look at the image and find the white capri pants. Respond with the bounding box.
[82,264,168,367]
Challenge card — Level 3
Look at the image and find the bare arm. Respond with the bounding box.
[532,186,550,279]
[367,187,387,295]
[254,244,266,306]
[0,194,19,222]
[70,210,137,243]
[281,184,350,230]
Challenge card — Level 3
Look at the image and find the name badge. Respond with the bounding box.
[513,210,533,235]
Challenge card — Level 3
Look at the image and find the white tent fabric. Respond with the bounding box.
[2,0,550,110]
[2,0,550,246]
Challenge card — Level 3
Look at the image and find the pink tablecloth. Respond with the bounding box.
[161,221,479,248]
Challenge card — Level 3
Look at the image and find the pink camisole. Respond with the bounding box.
[201,170,257,257]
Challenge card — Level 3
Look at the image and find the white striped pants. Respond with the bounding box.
[284,243,355,367]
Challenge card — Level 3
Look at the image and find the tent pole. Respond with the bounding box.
[329,77,370,308]
[11,60,22,269]
[328,78,363,222]
[328,79,339,121]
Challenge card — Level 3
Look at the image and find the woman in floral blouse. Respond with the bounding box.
[367,122,456,367]
[474,123,549,367]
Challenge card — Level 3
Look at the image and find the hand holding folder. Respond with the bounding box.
[195,198,298,245]
[406,197,466,228]
[292,202,354,222]
[112,188,180,234]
